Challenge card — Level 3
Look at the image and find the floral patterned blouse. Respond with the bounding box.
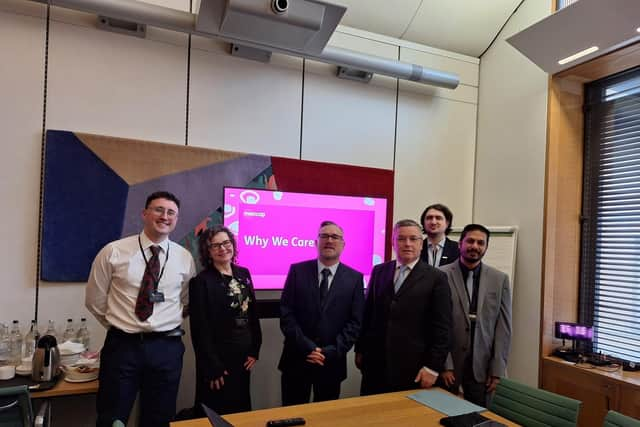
[222,274,252,319]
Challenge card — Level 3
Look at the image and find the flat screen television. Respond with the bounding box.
[223,187,387,290]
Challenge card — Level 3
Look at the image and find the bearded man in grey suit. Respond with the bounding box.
[439,224,512,406]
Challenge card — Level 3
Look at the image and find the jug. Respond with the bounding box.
[32,335,61,382]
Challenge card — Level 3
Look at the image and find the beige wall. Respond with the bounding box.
[474,0,551,386]
[0,1,480,424]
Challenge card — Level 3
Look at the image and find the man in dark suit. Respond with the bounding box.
[440,224,512,406]
[419,203,459,267]
[279,221,365,405]
[356,219,452,395]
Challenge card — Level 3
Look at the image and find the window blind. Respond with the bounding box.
[581,67,640,362]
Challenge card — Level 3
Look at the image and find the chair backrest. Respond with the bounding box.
[489,377,581,427]
[603,410,640,427]
[0,385,33,427]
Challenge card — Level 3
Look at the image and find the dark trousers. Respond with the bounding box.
[460,355,488,407]
[96,328,185,427]
[194,330,253,416]
[281,368,341,406]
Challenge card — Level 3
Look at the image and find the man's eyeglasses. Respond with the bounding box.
[208,240,232,250]
[318,233,343,241]
[396,236,422,243]
[148,206,177,218]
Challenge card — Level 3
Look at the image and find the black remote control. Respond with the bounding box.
[265,417,306,427]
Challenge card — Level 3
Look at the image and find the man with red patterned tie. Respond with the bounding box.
[86,191,195,427]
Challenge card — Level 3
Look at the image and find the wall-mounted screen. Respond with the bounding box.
[223,187,387,290]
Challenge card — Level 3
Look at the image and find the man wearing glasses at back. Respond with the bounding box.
[279,221,365,405]
[356,219,452,395]
[86,191,196,427]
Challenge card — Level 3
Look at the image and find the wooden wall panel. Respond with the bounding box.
[541,75,584,359]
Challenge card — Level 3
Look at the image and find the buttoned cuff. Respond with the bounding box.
[422,366,439,377]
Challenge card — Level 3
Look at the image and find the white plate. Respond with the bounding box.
[64,375,98,383]
[16,368,32,377]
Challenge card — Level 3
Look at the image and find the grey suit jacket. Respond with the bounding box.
[440,261,512,383]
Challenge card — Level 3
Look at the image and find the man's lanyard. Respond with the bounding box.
[138,234,170,291]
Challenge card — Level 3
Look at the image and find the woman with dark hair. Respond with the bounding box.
[189,225,262,415]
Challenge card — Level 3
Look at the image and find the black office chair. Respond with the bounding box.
[0,385,49,427]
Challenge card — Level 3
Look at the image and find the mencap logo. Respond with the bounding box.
[240,190,260,205]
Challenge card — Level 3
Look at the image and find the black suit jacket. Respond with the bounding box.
[189,264,262,381]
[356,259,451,392]
[420,237,459,267]
[279,259,365,382]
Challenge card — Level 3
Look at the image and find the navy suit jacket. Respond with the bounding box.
[278,259,365,382]
[420,237,459,267]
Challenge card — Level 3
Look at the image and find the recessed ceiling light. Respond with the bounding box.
[558,46,599,65]
[637,27,640,33]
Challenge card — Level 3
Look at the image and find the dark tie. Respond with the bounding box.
[319,268,331,302]
[432,245,438,266]
[466,269,474,302]
[135,245,160,321]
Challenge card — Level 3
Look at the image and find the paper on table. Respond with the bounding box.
[408,390,486,416]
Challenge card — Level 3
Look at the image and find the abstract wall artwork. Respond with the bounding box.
[41,130,394,282]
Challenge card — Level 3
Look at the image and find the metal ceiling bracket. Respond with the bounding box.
[336,66,373,83]
[230,44,272,63]
[97,15,146,38]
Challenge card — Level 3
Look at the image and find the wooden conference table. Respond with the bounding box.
[171,389,519,427]
[31,376,99,398]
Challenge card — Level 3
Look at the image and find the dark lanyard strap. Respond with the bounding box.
[138,234,170,291]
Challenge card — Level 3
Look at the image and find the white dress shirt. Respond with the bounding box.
[317,261,339,290]
[394,258,420,282]
[427,237,446,267]
[86,232,196,333]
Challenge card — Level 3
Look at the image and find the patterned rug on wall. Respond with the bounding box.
[41,130,394,281]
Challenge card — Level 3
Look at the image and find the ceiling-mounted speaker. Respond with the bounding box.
[196,0,346,55]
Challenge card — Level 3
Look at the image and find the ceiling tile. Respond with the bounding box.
[401,0,522,57]
[333,0,423,39]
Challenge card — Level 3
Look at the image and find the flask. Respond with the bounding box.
[45,320,58,342]
[0,323,10,366]
[62,318,76,343]
[9,320,22,365]
[76,317,90,350]
[24,320,40,360]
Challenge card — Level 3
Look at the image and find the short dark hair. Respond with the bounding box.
[460,223,490,244]
[145,191,180,209]
[319,220,344,234]
[197,225,238,268]
[419,203,453,235]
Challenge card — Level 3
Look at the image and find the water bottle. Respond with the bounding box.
[0,324,10,366]
[9,320,23,365]
[76,317,90,350]
[24,320,40,360]
[45,320,58,343]
[62,318,76,343]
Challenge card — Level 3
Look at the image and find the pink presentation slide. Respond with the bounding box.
[223,187,387,289]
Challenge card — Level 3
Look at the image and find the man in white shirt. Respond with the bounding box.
[86,191,195,427]
[356,219,451,394]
